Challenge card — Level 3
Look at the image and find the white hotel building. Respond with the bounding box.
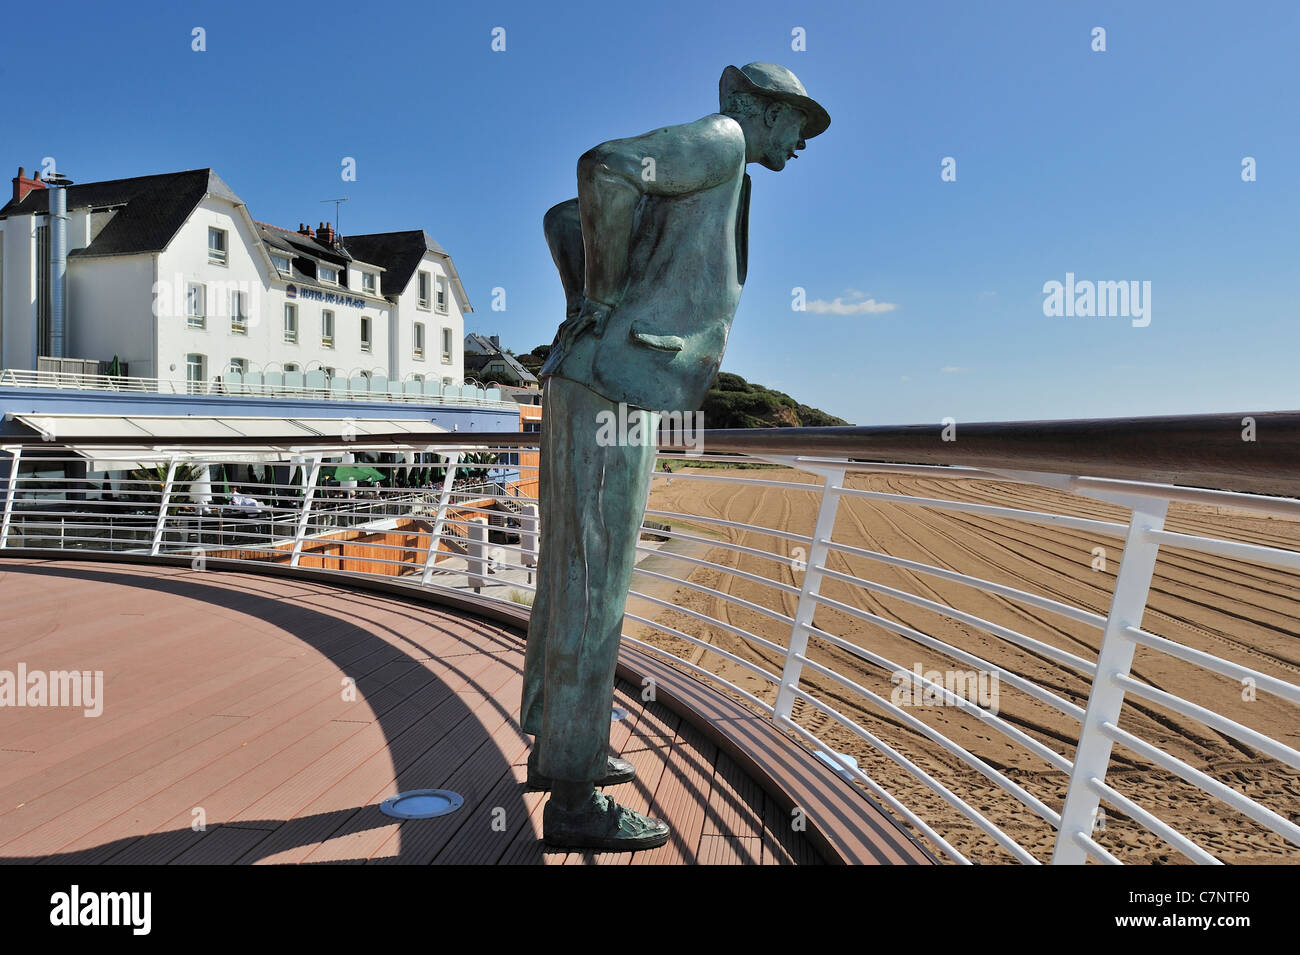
[0,166,470,390]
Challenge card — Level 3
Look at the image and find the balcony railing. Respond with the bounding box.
[0,367,516,407]
[1,411,1297,865]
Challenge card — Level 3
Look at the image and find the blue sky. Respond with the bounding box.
[5,0,1296,425]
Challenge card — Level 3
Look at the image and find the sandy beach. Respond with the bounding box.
[629,467,1300,864]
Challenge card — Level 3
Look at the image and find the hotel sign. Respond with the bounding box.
[285,284,365,308]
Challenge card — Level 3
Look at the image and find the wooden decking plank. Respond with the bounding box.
[303,669,521,863]
[234,657,514,863]
[632,720,718,866]
[0,638,411,849]
[369,714,531,864]
[425,738,535,865]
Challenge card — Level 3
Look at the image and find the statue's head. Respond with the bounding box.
[719,62,830,171]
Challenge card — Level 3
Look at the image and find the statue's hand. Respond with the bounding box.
[557,299,613,351]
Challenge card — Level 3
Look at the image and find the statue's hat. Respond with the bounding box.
[719,62,831,139]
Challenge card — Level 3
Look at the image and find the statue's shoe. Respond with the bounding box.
[542,791,670,851]
[526,755,635,791]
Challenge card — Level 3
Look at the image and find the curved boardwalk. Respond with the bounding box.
[0,559,926,865]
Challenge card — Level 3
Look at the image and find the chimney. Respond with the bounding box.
[319,221,335,246]
[298,222,314,238]
[489,335,500,349]
[12,166,46,203]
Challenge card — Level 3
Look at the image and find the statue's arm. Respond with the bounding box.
[577,115,744,308]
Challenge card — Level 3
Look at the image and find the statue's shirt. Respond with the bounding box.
[544,115,752,414]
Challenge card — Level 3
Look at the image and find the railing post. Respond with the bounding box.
[1052,499,1169,864]
[773,465,847,723]
[420,451,461,585]
[149,457,180,556]
[290,456,322,567]
[520,501,538,576]
[0,447,23,549]
[465,516,489,593]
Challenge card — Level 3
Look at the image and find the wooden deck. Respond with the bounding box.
[0,558,930,865]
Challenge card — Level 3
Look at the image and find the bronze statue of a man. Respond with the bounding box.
[521,63,830,851]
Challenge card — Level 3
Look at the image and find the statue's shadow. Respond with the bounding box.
[0,562,532,865]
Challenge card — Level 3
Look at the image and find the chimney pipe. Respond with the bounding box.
[48,173,73,359]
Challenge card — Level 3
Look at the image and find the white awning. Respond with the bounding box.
[7,413,451,471]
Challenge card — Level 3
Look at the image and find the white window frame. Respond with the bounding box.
[413,322,425,360]
[185,353,207,392]
[283,362,301,373]
[208,228,228,266]
[271,254,291,275]
[441,327,453,363]
[360,315,372,353]
[284,303,298,343]
[436,275,448,313]
[186,283,206,329]
[417,271,431,310]
[231,289,248,334]
[319,264,339,286]
[228,357,249,374]
[321,309,335,348]
[362,271,376,294]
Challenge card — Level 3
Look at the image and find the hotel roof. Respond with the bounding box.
[0,168,238,259]
[0,167,472,311]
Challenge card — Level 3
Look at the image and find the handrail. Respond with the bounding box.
[14,409,1298,496]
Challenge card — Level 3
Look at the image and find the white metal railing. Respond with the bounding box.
[0,367,517,408]
[0,435,1297,866]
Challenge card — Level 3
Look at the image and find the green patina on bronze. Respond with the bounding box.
[522,63,830,851]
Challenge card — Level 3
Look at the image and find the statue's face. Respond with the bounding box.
[755,102,808,171]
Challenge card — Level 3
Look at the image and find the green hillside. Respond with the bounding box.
[518,346,848,428]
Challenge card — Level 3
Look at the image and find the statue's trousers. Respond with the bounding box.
[521,374,660,783]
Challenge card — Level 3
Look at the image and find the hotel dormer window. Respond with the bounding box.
[208,227,228,265]
[418,271,431,309]
[271,254,291,275]
[319,265,339,285]
[362,271,376,295]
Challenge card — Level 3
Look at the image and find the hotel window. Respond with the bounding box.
[418,271,431,309]
[413,323,425,359]
[185,353,207,393]
[319,265,338,285]
[186,283,206,329]
[360,316,372,352]
[436,276,448,313]
[441,328,452,362]
[271,254,291,275]
[283,362,301,372]
[321,309,335,347]
[442,377,453,388]
[231,290,248,334]
[362,271,376,294]
[323,366,336,380]
[208,228,228,265]
[283,303,298,343]
[228,357,248,374]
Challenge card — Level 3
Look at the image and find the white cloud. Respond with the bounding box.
[804,289,898,315]
[940,365,966,374]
